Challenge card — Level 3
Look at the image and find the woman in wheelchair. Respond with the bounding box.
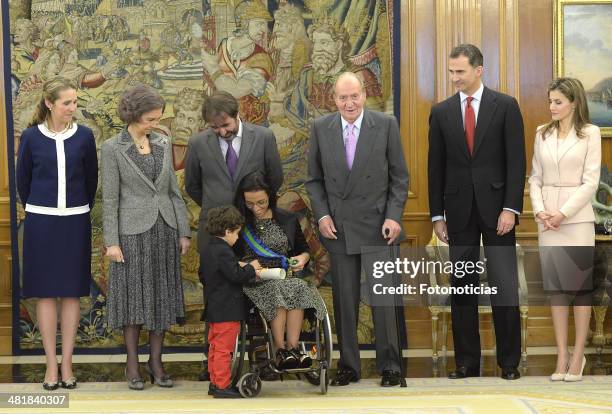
[235,172,327,370]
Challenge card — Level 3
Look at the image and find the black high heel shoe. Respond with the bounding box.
[59,361,77,389]
[60,377,77,389]
[42,364,60,391]
[145,361,173,388]
[42,379,60,391]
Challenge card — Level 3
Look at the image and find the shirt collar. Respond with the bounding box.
[341,110,364,132]
[459,82,484,103]
[38,122,78,140]
[236,117,243,138]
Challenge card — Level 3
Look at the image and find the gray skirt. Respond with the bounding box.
[106,215,184,333]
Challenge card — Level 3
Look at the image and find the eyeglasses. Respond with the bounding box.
[245,199,269,209]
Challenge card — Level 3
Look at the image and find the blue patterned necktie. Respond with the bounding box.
[225,137,238,179]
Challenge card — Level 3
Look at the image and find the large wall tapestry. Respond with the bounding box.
[8,0,398,352]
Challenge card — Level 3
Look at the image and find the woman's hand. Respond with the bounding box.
[179,237,190,255]
[289,253,310,272]
[547,210,566,229]
[537,211,555,232]
[536,211,552,222]
[105,245,124,263]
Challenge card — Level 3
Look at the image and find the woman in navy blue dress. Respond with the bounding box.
[16,77,98,390]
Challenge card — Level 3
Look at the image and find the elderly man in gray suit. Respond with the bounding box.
[306,72,409,387]
[184,91,283,380]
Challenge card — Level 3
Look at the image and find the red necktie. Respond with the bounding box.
[465,96,475,155]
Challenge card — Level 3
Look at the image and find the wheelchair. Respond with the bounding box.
[228,303,333,397]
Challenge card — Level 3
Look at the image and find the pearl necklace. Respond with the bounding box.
[46,122,71,137]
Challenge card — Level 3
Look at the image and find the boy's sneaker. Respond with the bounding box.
[213,386,242,398]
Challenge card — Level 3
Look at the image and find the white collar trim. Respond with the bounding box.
[38,123,78,140]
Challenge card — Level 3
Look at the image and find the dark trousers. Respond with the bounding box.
[330,251,402,376]
[447,201,521,369]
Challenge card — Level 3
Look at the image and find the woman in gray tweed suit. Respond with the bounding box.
[102,84,190,390]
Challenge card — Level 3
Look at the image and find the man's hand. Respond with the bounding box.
[382,219,401,245]
[318,216,338,239]
[433,220,448,244]
[496,210,516,236]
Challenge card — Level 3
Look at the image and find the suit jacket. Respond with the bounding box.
[201,237,257,323]
[184,122,283,227]
[16,124,98,212]
[101,130,190,246]
[428,87,526,233]
[306,109,409,255]
[528,124,601,225]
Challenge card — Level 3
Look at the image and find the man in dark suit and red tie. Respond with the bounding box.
[427,44,526,380]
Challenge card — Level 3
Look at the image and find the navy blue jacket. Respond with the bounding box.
[16,124,98,214]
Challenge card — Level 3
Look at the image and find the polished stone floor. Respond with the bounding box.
[1,349,611,384]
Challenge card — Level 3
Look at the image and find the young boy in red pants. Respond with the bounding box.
[201,205,261,398]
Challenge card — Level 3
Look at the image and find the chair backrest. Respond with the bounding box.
[425,231,529,306]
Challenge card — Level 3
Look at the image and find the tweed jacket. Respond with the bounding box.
[101,129,190,246]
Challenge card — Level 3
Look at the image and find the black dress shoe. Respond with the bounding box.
[448,366,479,379]
[208,383,217,396]
[330,369,359,386]
[275,348,299,370]
[381,370,402,387]
[290,348,312,368]
[501,367,520,380]
[213,386,242,399]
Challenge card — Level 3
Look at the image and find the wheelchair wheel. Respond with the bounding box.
[320,367,328,394]
[238,372,262,398]
[320,313,333,369]
[230,321,247,387]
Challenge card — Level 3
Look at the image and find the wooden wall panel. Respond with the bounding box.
[400,0,611,350]
[0,3,13,355]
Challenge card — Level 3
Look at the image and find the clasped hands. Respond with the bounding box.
[536,210,566,231]
[318,216,401,245]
